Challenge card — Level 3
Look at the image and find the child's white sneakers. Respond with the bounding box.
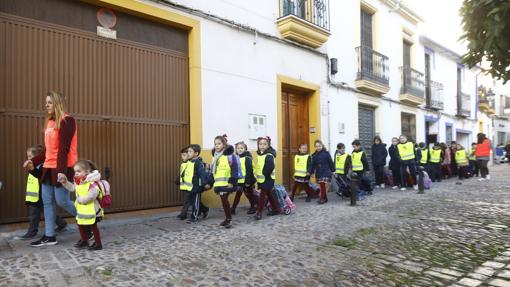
[381,184,386,189]
[413,185,418,190]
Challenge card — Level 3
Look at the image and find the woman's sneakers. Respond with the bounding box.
[15,232,37,240]
[30,236,58,247]
[247,207,257,214]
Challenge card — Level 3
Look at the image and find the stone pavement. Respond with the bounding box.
[1,165,510,287]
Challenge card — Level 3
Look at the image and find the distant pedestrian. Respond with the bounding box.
[455,144,469,180]
[351,140,372,194]
[468,143,478,176]
[505,141,510,164]
[475,133,491,181]
[396,135,418,191]
[388,137,401,189]
[440,143,452,179]
[429,143,443,182]
[371,136,388,189]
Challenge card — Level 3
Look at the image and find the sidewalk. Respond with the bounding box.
[1,165,510,286]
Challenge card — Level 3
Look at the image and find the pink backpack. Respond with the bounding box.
[96,180,112,208]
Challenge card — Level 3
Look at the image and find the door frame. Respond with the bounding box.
[276,75,321,184]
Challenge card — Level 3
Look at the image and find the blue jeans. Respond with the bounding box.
[42,184,76,237]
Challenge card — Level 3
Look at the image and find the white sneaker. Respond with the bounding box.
[381,184,385,189]
[400,187,407,191]
[392,186,398,190]
[486,174,491,180]
[413,185,418,191]
[375,185,380,189]
[478,178,486,181]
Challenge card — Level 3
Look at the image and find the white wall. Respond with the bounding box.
[199,18,328,150]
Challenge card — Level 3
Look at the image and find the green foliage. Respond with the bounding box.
[460,0,510,83]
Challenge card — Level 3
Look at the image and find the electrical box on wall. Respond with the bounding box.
[248,114,267,139]
[338,122,345,134]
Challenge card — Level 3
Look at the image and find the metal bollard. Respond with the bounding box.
[418,166,425,194]
[349,172,359,206]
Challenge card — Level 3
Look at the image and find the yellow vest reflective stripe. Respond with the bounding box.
[75,182,97,225]
[294,154,309,177]
[335,153,348,174]
[351,151,364,171]
[469,149,476,160]
[420,149,429,164]
[26,173,39,203]
[255,154,275,183]
[238,157,246,184]
[213,155,231,187]
[180,161,194,191]
[455,150,468,165]
[429,149,441,163]
[398,142,415,161]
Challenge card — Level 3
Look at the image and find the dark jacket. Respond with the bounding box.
[311,149,334,179]
[256,147,276,190]
[333,151,352,173]
[371,143,388,167]
[239,151,256,186]
[388,145,400,170]
[190,157,208,193]
[294,153,313,180]
[505,144,510,155]
[26,163,44,207]
[213,145,239,193]
[352,150,370,172]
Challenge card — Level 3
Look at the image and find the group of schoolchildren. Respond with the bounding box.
[21,145,107,251]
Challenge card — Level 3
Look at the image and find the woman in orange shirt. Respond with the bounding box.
[475,133,491,181]
[30,92,79,247]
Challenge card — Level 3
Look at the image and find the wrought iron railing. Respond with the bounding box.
[426,80,444,110]
[280,0,330,31]
[458,92,471,117]
[355,46,389,86]
[400,66,424,98]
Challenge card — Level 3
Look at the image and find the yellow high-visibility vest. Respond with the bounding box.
[335,153,348,174]
[429,148,441,163]
[255,154,275,183]
[351,151,364,171]
[26,174,40,203]
[180,161,194,191]
[75,182,99,225]
[213,155,231,187]
[398,142,415,161]
[420,148,429,164]
[455,150,468,166]
[468,149,476,160]
[294,154,310,177]
[238,157,247,184]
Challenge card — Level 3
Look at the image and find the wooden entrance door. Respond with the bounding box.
[282,90,309,190]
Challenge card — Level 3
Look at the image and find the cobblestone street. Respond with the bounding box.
[1,164,510,287]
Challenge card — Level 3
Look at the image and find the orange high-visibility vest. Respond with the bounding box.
[44,115,78,168]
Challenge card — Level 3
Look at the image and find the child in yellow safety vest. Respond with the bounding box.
[231,141,257,215]
[59,160,103,251]
[17,145,67,240]
[351,140,373,194]
[176,147,191,220]
[428,143,443,182]
[396,135,418,191]
[211,135,239,228]
[468,143,478,177]
[183,144,210,224]
[455,143,469,180]
[254,136,278,220]
[333,143,351,191]
[290,144,317,202]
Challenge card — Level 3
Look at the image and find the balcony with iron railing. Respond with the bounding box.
[277,0,330,48]
[399,66,424,105]
[457,92,471,117]
[354,46,390,95]
[425,80,444,110]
